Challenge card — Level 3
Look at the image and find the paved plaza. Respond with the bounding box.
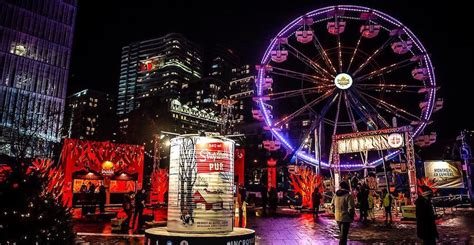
[75,208,474,244]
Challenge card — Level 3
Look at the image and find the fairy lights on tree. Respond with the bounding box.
[289,166,323,207]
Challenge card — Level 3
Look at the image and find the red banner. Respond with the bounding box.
[196,141,232,173]
[268,167,277,190]
[234,148,245,185]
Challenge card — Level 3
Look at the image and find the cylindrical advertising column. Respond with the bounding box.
[167,135,234,233]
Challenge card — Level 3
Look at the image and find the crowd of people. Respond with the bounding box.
[332,180,438,245]
[78,181,106,216]
[78,181,148,231]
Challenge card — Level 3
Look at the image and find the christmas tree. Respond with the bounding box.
[0,158,75,244]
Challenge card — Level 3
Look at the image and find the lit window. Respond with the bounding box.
[10,44,27,56]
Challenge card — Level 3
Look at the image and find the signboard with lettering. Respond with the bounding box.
[167,135,235,233]
[337,133,405,154]
[424,161,464,189]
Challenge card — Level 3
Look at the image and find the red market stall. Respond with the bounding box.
[60,139,144,207]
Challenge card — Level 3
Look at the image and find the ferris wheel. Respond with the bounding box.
[254,5,441,170]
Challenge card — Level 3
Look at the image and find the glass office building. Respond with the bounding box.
[0,0,77,156]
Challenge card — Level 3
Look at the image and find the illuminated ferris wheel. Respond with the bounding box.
[254,5,442,170]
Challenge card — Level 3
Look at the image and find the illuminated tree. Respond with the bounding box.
[417,177,438,194]
[151,168,169,203]
[289,167,323,207]
[0,158,74,244]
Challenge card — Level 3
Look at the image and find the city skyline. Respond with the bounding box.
[68,0,472,152]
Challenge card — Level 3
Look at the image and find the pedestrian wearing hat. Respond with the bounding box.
[415,186,438,245]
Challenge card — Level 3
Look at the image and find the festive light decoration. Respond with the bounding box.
[417,177,438,194]
[60,139,144,206]
[256,5,437,170]
[289,167,323,207]
[0,158,75,243]
[150,168,169,203]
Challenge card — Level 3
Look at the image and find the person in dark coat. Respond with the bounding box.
[312,187,322,217]
[268,187,278,215]
[357,183,369,222]
[132,189,146,230]
[260,184,268,216]
[87,182,96,214]
[123,191,133,229]
[98,184,106,213]
[416,186,438,245]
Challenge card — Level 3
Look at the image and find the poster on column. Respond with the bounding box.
[167,135,235,233]
[424,161,464,189]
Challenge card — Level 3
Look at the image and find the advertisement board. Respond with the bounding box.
[167,135,234,233]
[337,133,405,154]
[424,161,464,189]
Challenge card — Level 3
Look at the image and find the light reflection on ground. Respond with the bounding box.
[75,208,474,244]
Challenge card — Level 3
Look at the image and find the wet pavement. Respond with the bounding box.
[75,208,474,244]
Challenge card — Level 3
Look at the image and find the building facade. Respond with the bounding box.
[63,89,115,141]
[0,0,77,157]
[116,33,203,135]
[181,77,221,111]
[228,64,254,125]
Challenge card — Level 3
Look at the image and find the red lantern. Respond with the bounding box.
[267,158,277,167]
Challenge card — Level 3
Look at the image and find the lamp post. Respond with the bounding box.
[459,130,473,204]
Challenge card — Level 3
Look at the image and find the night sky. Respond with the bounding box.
[68,0,473,152]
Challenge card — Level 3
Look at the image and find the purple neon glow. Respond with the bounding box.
[257,5,436,170]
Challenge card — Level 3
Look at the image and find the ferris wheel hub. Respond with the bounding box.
[334,73,353,90]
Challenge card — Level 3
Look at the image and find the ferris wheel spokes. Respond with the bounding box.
[351,36,395,77]
[349,89,391,128]
[268,85,333,100]
[354,57,416,82]
[345,90,384,129]
[337,29,343,73]
[257,6,437,168]
[273,89,335,127]
[270,66,332,84]
[346,34,364,73]
[285,44,334,79]
[356,89,422,122]
[356,83,427,93]
[312,35,338,74]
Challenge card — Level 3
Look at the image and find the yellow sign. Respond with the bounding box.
[424,161,464,188]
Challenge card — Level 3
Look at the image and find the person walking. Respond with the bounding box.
[357,183,369,222]
[98,184,106,213]
[416,186,439,245]
[260,184,268,216]
[122,191,133,229]
[382,189,393,224]
[367,191,376,222]
[268,187,278,216]
[132,189,146,230]
[332,181,355,245]
[312,187,322,217]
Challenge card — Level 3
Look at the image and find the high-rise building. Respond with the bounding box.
[182,77,221,111]
[0,0,77,157]
[116,33,203,135]
[228,64,254,125]
[63,89,115,141]
[207,45,239,83]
